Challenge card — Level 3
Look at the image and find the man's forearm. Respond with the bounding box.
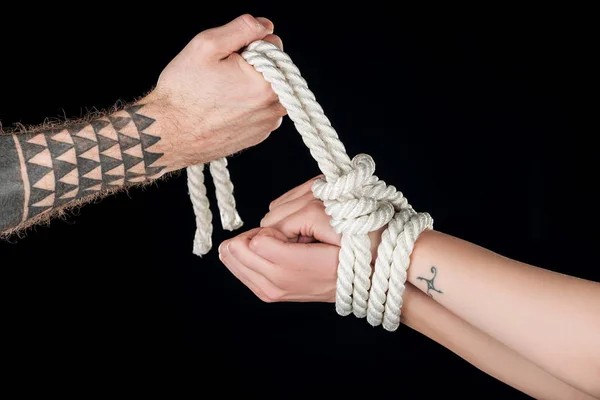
[405,230,600,397]
[401,285,597,400]
[0,98,179,235]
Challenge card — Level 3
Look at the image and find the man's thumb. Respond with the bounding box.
[203,14,273,60]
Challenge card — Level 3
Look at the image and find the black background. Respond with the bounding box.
[1,5,596,398]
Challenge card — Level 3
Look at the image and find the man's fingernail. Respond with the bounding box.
[257,17,273,31]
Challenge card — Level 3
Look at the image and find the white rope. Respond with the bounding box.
[186,40,433,331]
[187,158,242,257]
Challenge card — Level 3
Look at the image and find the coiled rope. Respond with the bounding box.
[185,40,433,331]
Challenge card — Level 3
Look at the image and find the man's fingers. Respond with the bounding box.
[255,17,274,33]
[199,14,273,60]
[270,101,287,118]
[261,192,314,227]
[261,33,283,50]
[268,175,323,211]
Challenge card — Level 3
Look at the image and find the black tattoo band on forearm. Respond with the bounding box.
[0,104,165,233]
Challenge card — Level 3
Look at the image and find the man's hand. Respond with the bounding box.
[149,14,286,169]
[217,175,385,303]
[0,14,284,236]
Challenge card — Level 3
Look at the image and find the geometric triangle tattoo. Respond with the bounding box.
[47,137,73,159]
[140,132,161,149]
[122,153,144,171]
[117,132,141,151]
[97,134,119,153]
[130,113,155,132]
[109,116,131,131]
[11,102,167,227]
[21,140,47,162]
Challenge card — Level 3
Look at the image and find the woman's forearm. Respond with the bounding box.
[405,230,600,397]
[401,284,597,400]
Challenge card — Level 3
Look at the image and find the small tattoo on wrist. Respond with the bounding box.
[417,266,443,298]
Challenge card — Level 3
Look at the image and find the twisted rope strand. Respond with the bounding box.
[209,158,243,231]
[242,42,347,178]
[186,163,213,257]
[185,40,433,330]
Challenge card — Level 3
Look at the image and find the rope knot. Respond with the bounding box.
[311,154,395,235]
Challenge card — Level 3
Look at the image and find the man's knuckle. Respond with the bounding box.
[238,14,261,33]
[256,82,277,104]
[252,127,271,145]
[194,30,217,52]
[268,116,282,132]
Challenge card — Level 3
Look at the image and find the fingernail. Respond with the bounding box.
[257,17,273,31]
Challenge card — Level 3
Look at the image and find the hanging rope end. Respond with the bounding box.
[221,209,244,231]
[192,230,212,257]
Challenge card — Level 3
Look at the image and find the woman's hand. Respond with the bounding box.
[218,175,385,302]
